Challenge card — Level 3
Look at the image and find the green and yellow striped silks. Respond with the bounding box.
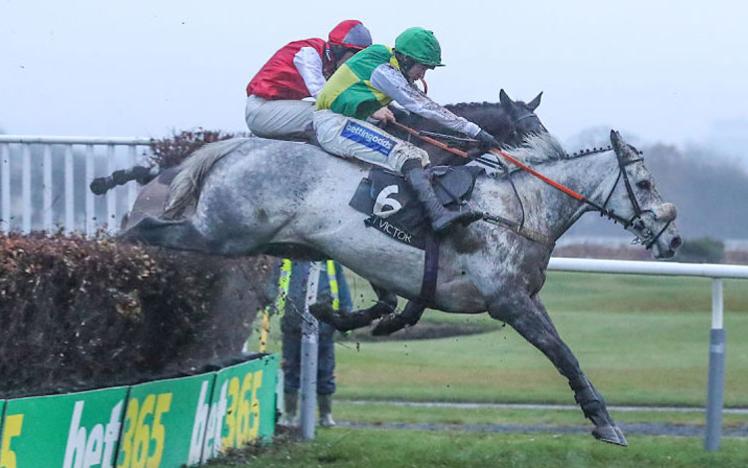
[316,44,400,120]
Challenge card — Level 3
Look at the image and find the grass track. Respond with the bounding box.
[334,308,748,406]
[253,271,748,406]
[234,271,748,467]
[208,428,748,468]
[333,401,748,428]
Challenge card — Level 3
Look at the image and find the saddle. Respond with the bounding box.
[349,165,484,249]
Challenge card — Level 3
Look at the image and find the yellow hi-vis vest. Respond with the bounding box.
[276,259,341,316]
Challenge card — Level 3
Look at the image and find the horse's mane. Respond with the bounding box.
[445,101,501,113]
[503,133,569,165]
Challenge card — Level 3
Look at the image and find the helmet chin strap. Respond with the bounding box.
[419,78,428,95]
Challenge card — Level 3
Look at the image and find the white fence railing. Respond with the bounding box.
[0,135,152,235]
[1,135,745,450]
[549,257,748,451]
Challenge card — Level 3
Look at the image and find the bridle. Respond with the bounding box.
[513,112,538,124]
[598,148,672,250]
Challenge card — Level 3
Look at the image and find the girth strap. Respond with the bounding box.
[420,232,440,306]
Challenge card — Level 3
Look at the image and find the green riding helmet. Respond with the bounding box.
[394,27,445,67]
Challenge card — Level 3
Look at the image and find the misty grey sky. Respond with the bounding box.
[2,0,747,150]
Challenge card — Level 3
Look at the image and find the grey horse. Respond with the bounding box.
[105,92,547,335]
[122,130,681,446]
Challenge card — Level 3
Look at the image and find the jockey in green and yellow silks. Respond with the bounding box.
[313,27,500,233]
[315,44,398,120]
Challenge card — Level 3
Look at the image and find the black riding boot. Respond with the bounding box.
[401,159,482,233]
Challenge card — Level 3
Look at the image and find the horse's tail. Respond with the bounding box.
[163,138,250,219]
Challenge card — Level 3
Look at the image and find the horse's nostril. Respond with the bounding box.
[670,236,682,250]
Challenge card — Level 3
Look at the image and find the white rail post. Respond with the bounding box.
[64,145,75,234]
[85,145,95,236]
[42,145,53,232]
[106,144,117,233]
[300,262,321,440]
[21,144,32,233]
[1,143,10,232]
[705,278,726,451]
[127,145,138,213]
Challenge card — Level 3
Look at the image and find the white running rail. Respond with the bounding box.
[0,135,152,235]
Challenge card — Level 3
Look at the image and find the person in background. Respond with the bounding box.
[245,20,372,140]
[272,259,353,427]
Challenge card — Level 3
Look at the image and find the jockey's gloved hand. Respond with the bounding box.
[476,130,500,150]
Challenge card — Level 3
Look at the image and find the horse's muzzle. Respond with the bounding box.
[653,229,682,259]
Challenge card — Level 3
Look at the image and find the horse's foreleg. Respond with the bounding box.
[371,300,426,336]
[489,294,627,447]
[310,283,397,332]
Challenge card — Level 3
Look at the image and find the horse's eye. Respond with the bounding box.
[636,180,651,190]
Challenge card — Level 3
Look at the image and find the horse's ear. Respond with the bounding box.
[527,92,543,111]
[610,130,624,153]
[610,130,639,161]
[499,89,514,107]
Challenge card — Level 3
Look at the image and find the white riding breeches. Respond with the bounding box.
[245,95,315,139]
[312,110,429,172]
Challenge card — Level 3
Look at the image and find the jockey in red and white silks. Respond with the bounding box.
[244,20,372,139]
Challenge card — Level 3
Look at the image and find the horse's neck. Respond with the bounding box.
[402,103,511,137]
[483,151,619,241]
[400,104,512,166]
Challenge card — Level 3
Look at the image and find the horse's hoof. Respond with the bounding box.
[592,425,628,446]
[371,315,404,336]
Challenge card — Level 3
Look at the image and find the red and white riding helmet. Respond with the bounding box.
[328,20,372,50]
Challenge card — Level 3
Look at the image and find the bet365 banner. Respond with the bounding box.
[199,354,279,463]
[115,373,216,468]
[0,386,128,467]
[0,354,278,468]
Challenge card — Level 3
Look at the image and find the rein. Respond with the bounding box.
[391,121,606,212]
[391,122,666,249]
[390,121,530,238]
